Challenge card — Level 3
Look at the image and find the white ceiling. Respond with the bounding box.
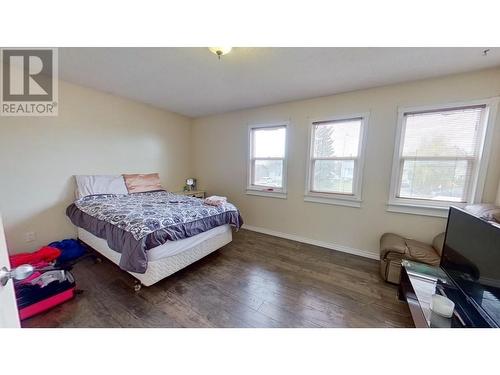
[59,48,500,118]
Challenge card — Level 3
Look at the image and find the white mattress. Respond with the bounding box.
[77,225,233,286]
[147,224,230,261]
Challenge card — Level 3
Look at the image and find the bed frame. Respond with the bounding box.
[77,227,232,290]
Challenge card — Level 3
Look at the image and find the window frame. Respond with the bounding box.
[246,122,289,199]
[304,113,369,208]
[388,98,499,218]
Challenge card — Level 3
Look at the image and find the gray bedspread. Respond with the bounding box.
[66,191,243,273]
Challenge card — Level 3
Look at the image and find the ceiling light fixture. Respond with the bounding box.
[208,47,232,60]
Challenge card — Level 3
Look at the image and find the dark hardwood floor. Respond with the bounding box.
[22,229,413,328]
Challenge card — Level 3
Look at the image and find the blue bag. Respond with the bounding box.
[48,239,86,264]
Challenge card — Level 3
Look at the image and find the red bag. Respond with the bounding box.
[15,270,76,320]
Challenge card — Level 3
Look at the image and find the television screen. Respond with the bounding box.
[441,207,500,327]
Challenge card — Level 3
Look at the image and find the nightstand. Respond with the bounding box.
[174,190,206,199]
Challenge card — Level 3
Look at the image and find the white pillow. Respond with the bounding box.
[75,175,128,199]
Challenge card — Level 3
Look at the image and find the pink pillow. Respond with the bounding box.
[123,173,162,193]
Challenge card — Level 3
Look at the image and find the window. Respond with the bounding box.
[388,100,498,217]
[305,114,368,207]
[247,123,287,198]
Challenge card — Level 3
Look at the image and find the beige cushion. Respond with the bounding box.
[123,173,162,193]
[380,233,407,257]
[406,239,441,266]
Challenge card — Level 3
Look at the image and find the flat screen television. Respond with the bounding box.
[441,207,500,327]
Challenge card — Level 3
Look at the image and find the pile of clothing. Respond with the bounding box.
[10,239,86,269]
[9,239,86,320]
[204,195,227,207]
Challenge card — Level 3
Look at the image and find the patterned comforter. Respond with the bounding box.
[66,191,243,273]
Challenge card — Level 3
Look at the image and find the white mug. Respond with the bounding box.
[430,294,455,318]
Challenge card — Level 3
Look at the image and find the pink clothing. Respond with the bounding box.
[204,195,227,206]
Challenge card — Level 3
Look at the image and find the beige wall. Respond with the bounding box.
[1,68,499,259]
[192,68,500,257]
[0,80,192,253]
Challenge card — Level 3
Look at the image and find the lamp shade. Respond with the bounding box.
[208,47,232,57]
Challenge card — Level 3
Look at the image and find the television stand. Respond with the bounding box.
[398,260,469,328]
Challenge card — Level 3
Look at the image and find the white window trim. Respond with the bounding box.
[387,97,499,218]
[246,121,289,199]
[304,112,369,208]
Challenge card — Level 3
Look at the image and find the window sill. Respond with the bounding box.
[386,202,452,218]
[304,194,362,208]
[246,189,287,199]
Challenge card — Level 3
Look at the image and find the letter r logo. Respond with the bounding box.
[2,49,53,101]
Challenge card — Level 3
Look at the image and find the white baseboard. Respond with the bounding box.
[241,224,379,260]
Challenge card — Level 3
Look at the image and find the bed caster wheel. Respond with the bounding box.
[134,281,142,292]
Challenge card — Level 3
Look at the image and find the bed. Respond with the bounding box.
[66,187,243,289]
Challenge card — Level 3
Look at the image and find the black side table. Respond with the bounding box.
[398,260,463,328]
